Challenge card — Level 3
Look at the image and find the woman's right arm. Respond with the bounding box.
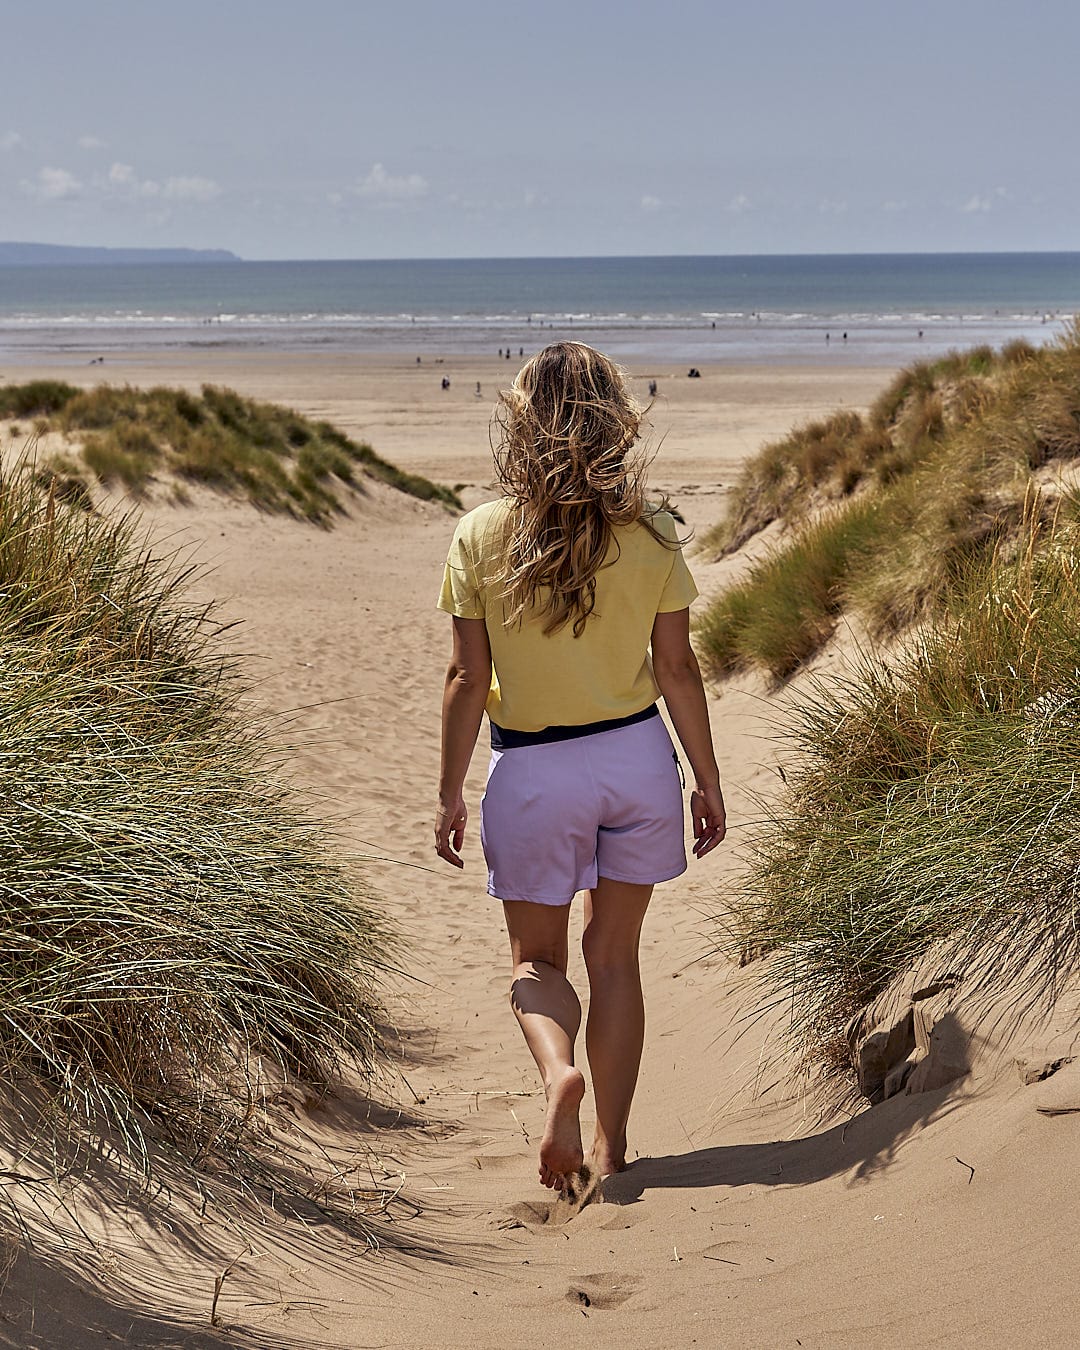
[651,608,727,857]
[435,616,492,868]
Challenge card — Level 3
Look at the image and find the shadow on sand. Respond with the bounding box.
[605,1017,972,1206]
[0,1062,476,1350]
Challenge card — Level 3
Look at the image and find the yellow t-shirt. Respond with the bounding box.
[437,498,698,732]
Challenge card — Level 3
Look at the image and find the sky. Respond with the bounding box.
[2,0,1078,260]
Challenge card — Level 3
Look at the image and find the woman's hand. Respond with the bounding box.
[690,783,727,858]
[435,796,468,868]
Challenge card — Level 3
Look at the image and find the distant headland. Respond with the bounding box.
[0,242,240,266]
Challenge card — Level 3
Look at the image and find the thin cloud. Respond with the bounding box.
[961,187,1010,214]
[640,194,662,212]
[355,162,428,203]
[160,176,220,203]
[105,162,220,203]
[78,134,106,150]
[21,166,82,201]
[727,193,752,214]
[106,161,155,197]
[1,130,22,152]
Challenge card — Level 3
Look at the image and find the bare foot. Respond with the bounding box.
[538,1066,585,1190]
[588,1142,628,1180]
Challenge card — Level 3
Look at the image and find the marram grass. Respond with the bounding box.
[726,501,1080,1075]
[699,338,1038,562]
[695,498,884,681]
[0,465,397,1213]
[0,380,461,520]
[696,324,1080,684]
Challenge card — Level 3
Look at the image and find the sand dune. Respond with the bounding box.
[3,355,1079,1348]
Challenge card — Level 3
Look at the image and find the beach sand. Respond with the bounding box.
[1,349,891,495]
[4,354,1079,1348]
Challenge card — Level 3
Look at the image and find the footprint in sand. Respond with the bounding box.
[565,1273,642,1310]
[501,1199,552,1232]
[500,1167,603,1231]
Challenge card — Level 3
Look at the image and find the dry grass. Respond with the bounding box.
[723,498,1080,1076]
[0,464,399,1237]
[0,380,79,418]
[700,330,1080,1094]
[697,326,1080,684]
[696,500,884,682]
[701,341,1043,564]
[3,381,461,521]
[700,410,868,557]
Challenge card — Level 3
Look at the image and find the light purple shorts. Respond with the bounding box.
[479,713,687,905]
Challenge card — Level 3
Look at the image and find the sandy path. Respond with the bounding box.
[149,479,1080,1350]
[136,476,787,1348]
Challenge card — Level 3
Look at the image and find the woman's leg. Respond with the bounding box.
[581,877,654,1178]
[503,899,586,1190]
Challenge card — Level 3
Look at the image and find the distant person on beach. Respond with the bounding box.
[435,342,726,1197]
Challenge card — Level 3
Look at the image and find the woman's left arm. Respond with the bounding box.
[435,616,492,868]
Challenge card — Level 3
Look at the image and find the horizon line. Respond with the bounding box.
[3,244,1080,266]
[252,248,1080,264]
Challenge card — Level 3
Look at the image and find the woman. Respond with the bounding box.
[435,342,726,1194]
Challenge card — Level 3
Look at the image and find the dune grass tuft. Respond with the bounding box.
[697,326,1080,684]
[726,500,1080,1074]
[696,500,884,681]
[701,339,1054,565]
[4,381,461,521]
[699,409,870,556]
[0,465,398,1216]
[0,380,79,418]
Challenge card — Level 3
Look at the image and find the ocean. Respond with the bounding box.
[0,253,1077,366]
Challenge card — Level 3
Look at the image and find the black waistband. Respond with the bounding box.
[490,702,659,750]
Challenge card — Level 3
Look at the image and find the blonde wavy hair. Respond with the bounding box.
[492,342,672,637]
